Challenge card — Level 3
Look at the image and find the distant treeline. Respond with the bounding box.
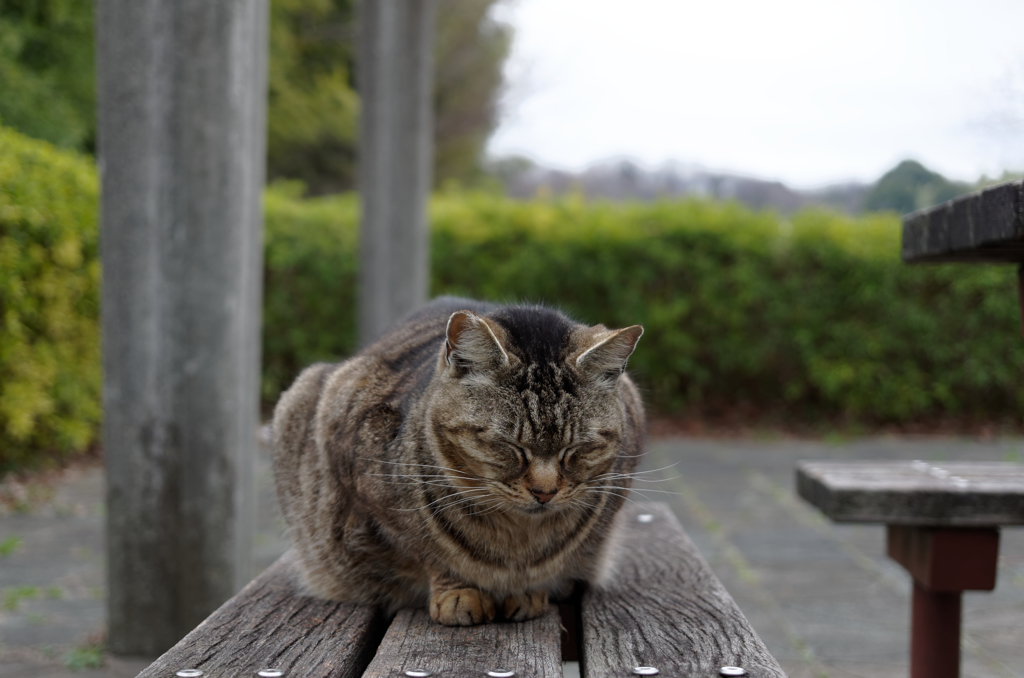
[490,157,1022,216]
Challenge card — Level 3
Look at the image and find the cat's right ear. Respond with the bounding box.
[445,311,510,373]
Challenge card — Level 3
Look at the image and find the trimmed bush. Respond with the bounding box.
[0,126,101,473]
[264,188,1024,424]
[263,183,359,402]
[2,132,1020,477]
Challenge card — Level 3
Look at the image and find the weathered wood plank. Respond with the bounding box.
[797,461,1024,525]
[581,504,785,678]
[901,180,1024,263]
[137,552,387,678]
[362,605,563,678]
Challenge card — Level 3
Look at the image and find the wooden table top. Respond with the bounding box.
[901,180,1024,263]
[797,460,1024,526]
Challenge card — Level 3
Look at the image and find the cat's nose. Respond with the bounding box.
[531,488,557,504]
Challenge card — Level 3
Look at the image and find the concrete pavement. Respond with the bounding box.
[0,435,1021,677]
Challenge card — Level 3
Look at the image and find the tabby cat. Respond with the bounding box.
[271,297,644,626]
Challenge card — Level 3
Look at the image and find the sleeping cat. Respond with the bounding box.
[271,297,644,626]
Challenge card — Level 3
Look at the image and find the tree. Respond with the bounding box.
[268,0,512,193]
[1,0,511,194]
[862,160,971,215]
[267,0,359,195]
[433,0,512,187]
[0,0,95,150]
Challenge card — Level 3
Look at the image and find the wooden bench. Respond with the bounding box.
[797,460,1024,678]
[901,178,1024,337]
[136,504,785,678]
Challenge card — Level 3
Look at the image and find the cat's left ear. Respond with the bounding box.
[444,310,510,373]
[575,325,644,379]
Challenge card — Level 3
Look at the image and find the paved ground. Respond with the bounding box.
[0,435,1021,677]
[643,437,1024,678]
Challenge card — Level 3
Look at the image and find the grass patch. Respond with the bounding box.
[0,536,21,557]
[64,644,104,671]
[3,585,39,611]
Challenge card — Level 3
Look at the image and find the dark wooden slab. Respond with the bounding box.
[901,180,1024,263]
[797,461,1024,526]
[886,525,999,591]
[580,503,785,678]
[362,605,563,678]
[137,552,388,678]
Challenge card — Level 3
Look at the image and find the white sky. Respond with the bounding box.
[487,0,1024,188]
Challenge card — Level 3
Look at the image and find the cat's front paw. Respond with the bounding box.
[501,591,548,622]
[430,587,497,626]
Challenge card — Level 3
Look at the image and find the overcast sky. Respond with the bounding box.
[487,0,1024,188]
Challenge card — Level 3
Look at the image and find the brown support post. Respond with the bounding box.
[887,526,1000,678]
[911,582,961,678]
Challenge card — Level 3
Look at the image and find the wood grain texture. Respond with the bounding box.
[362,605,563,678]
[137,552,387,678]
[581,504,785,678]
[797,461,1024,525]
[901,180,1024,263]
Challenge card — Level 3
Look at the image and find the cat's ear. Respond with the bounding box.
[445,311,510,373]
[575,325,643,380]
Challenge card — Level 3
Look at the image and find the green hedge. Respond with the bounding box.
[265,188,1024,423]
[2,125,1021,476]
[0,126,101,474]
[263,182,359,402]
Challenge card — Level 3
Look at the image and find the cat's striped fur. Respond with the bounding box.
[272,297,645,626]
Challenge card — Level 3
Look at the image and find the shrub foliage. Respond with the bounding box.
[266,188,1024,423]
[3,130,1021,474]
[0,126,100,473]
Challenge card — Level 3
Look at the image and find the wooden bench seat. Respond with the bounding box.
[138,504,785,678]
[797,460,1024,678]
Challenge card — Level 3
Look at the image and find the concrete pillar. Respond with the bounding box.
[96,0,268,656]
[358,0,436,345]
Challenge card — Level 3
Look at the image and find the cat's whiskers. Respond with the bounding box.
[364,468,507,492]
[471,497,511,517]
[375,476,497,491]
[582,483,686,512]
[580,487,647,510]
[388,486,495,512]
[586,474,682,487]
[434,493,500,513]
[590,462,680,482]
[365,459,486,481]
[580,481,681,506]
[364,472,452,479]
[561,496,590,521]
[583,483,681,496]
